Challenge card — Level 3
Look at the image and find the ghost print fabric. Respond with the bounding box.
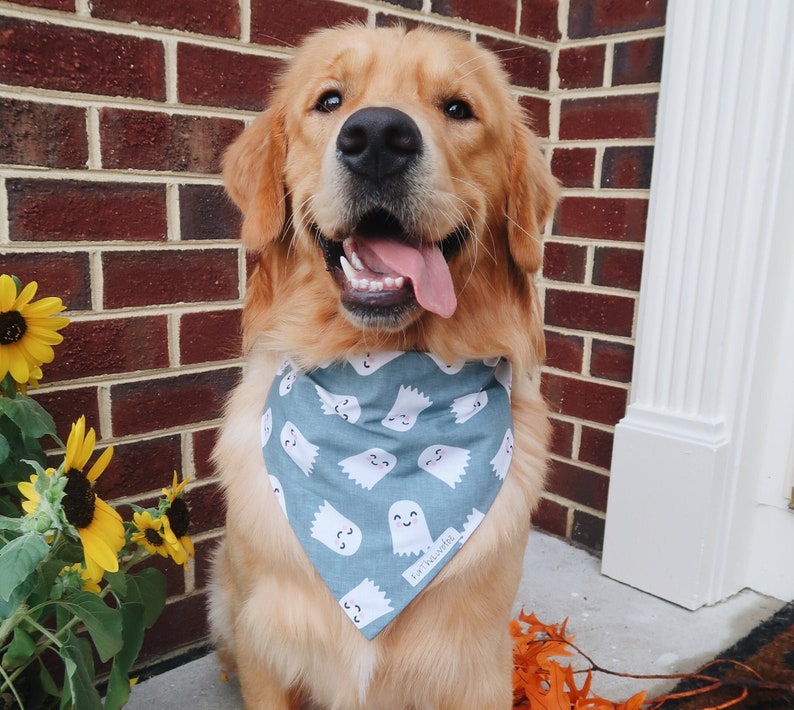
[261,352,513,639]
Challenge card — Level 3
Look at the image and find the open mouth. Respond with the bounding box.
[313,209,467,323]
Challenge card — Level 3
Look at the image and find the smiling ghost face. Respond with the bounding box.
[388,500,433,556]
[310,501,362,556]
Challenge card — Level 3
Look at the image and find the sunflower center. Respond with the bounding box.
[144,528,163,546]
[168,497,191,538]
[62,470,96,529]
[0,310,27,345]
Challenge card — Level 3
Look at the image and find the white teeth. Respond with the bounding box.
[351,252,364,271]
[394,277,405,288]
[384,277,395,287]
[340,256,358,282]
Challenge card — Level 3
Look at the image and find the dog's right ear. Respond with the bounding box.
[223,106,287,250]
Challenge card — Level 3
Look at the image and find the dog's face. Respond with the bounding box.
[225,26,557,364]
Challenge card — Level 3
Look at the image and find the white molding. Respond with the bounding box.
[602,0,794,608]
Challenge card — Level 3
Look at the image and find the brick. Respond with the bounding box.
[544,330,584,373]
[557,45,605,89]
[543,241,587,283]
[45,316,169,382]
[31,387,99,439]
[100,109,244,173]
[545,289,635,336]
[477,36,550,90]
[99,435,182,499]
[519,0,560,41]
[592,246,643,290]
[185,480,226,534]
[579,425,614,469]
[602,145,654,189]
[0,99,87,168]
[139,593,209,660]
[180,309,243,365]
[559,94,658,140]
[102,249,240,309]
[380,0,422,9]
[551,148,596,188]
[533,497,568,537]
[519,96,550,138]
[13,0,74,8]
[590,339,634,382]
[568,0,667,39]
[192,428,219,479]
[571,509,605,550]
[547,458,609,510]
[91,0,240,38]
[555,197,648,241]
[250,0,368,48]
[432,0,516,32]
[542,372,628,426]
[7,180,167,242]
[1,251,91,310]
[0,17,165,100]
[193,536,222,590]
[180,185,241,241]
[374,14,430,32]
[178,44,283,112]
[110,368,240,437]
[613,37,664,85]
[549,416,575,458]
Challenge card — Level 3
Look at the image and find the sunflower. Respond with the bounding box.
[59,563,102,595]
[131,510,187,565]
[0,274,69,385]
[61,416,124,581]
[161,471,194,567]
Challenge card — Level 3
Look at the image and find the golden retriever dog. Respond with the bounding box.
[208,24,557,710]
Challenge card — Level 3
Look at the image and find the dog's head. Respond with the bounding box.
[225,25,558,368]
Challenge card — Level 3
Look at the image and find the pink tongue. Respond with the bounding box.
[355,237,457,318]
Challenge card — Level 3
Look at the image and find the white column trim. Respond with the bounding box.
[602,0,794,608]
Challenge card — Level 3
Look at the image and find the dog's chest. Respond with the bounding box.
[260,351,514,638]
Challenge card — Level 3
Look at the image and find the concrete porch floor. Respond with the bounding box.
[125,531,785,708]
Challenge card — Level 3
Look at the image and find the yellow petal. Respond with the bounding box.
[0,275,17,311]
[11,281,38,311]
[79,525,120,574]
[86,445,114,483]
[8,348,31,383]
[20,297,65,317]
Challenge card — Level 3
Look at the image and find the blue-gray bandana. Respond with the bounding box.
[261,351,514,639]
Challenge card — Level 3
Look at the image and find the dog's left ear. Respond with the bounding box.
[506,120,559,273]
[223,105,288,251]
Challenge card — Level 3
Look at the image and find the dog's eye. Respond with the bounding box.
[443,99,474,120]
[315,90,342,113]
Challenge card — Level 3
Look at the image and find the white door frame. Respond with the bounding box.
[601,0,794,608]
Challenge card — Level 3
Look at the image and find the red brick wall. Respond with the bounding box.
[0,0,665,663]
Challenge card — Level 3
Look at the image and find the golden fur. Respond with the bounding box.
[208,25,558,710]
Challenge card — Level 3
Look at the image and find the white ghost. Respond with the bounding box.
[347,351,402,376]
[278,367,298,396]
[339,578,393,630]
[490,429,514,480]
[260,408,273,447]
[339,448,397,490]
[459,508,485,545]
[315,385,361,423]
[427,354,465,374]
[495,359,512,399]
[268,474,288,520]
[280,421,319,476]
[382,386,432,432]
[417,445,471,489]
[450,390,489,424]
[310,501,362,556]
[388,500,433,556]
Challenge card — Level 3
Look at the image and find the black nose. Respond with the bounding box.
[336,107,422,181]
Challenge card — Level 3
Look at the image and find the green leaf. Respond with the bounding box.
[105,570,128,599]
[2,625,37,668]
[0,533,49,601]
[39,660,60,698]
[59,591,122,663]
[59,630,102,710]
[0,432,9,464]
[125,567,166,628]
[104,602,145,710]
[0,396,58,440]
